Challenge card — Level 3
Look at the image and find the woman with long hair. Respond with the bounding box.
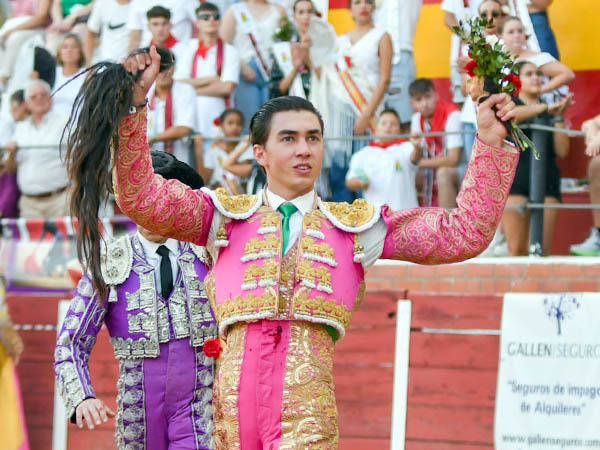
[52,33,86,116]
[323,0,392,201]
[499,15,574,98]
[502,61,572,255]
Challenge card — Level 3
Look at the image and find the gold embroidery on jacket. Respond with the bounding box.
[321,198,375,227]
[214,187,259,214]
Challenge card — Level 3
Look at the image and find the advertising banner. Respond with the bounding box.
[495,292,600,450]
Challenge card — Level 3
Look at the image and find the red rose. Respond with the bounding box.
[468,49,472,58]
[213,117,220,127]
[203,338,222,358]
[465,59,477,77]
[504,73,522,95]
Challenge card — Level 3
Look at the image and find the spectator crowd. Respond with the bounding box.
[0,0,591,257]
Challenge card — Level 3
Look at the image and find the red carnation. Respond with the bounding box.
[465,59,477,77]
[213,117,220,126]
[344,55,353,69]
[504,73,522,95]
[203,338,222,358]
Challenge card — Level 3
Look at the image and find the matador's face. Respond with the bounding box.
[253,110,323,200]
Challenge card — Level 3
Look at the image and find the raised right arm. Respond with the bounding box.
[112,107,215,246]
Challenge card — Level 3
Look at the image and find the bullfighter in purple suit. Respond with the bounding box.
[54,152,217,449]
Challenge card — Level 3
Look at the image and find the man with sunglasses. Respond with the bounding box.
[177,3,240,138]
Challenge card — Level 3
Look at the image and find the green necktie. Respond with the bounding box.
[278,203,298,256]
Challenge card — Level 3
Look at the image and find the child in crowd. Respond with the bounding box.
[409,78,462,208]
[346,108,421,210]
[195,108,253,194]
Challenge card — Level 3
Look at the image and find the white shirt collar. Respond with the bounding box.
[265,188,315,216]
[136,231,180,259]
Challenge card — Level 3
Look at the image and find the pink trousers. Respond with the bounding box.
[213,320,339,449]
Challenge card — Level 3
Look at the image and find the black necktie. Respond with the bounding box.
[156,245,173,299]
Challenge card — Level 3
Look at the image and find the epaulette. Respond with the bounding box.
[100,235,133,288]
[189,243,212,267]
[201,187,262,220]
[317,197,381,233]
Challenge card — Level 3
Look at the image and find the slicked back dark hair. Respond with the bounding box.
[249,96,324,146]
[196,2,219,15]
[147,5,171,20]
[408,78,435,98]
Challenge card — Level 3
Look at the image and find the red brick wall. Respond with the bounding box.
[366,259,600,294]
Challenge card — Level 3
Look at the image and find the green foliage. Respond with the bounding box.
[273,17,295,42]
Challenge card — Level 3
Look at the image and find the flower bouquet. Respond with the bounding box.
[453,17,538,158]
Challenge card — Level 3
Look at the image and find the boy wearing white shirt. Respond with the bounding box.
[346,109,421,210]
[176,2,239,136]
[147,50,196,166]
[127,0,197,51]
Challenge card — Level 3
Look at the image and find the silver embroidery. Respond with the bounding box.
[64,315,80,330]
[70,296,85,313]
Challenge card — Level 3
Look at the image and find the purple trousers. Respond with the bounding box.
[116,339,214,450]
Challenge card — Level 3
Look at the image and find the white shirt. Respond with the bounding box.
[127,0,197,47]
[52,67,86,118]
[411,110,463,155]
[176,39,240,136]
[87,0,131,63]
[441,0,484,69]
[147,81,196,165]
[347,143,419,211]
[206,188,388,271]
[203,144,253,186]
[374,0,422,61]
[13,112,69,195]
[136,231,180,295]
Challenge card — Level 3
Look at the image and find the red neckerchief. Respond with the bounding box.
[150,89,174,153]
[369,137,406,149]
[151,33,178,49]
[192,39,229,107]
[419,99,458,157]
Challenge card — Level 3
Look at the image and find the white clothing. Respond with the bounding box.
[147,81,196,165]
[0,118,14,147]
[136,231,180,294]
[441,0,483,101]
[127,0,197,47]
[374,0,422,62]
[336,28,385,94]
[13,112,70,195]
[231,3,281,64]
[86,0,131,63]
[206,187,388,270]
[347,143,419,211]
[524,51,556,68]
[176,39,240,136]
[410,110,463,155]
[203,144,253,187]
[52,67,86,117]
[460,96,477,125]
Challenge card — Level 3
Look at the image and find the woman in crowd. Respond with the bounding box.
[502,61,572,256]
[325,0,392,201]
[46,0,94,53]
[220,0,286,132]
[268,0,317,99]
[499,15,574,97]
[195,108,253,194]
[52,33,86,116]
[0,0,52,88]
